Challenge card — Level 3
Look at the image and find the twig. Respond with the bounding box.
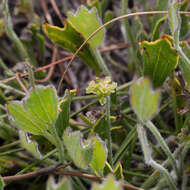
[0,104,7,111]
[1,56,72,84]
[0,82,26,96]
[36,47,58,83]
[3,164,62,183]
[16,149,58,175]
[1,42,129,85]
[99,42,130,52]
[49,0,65,25]
[15,73,28,93]
[57,61,74,88]
[56,170,144,190]
[41,0,53,24]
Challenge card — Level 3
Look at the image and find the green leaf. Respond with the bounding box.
[90,135,107,175]
[43,23,101,75]
[8,102,45,135]
[92,115,107,139]
[19,130,42,159]
[55,89,76,138]
[180,0,189,39]
[87,0,102,19]
[46,176,72,190]
[104,10,114,29]
[179,42,190,90]
[139,35,178,88]
[0,177,5,190]
[113,127,137,164]
[151,16,167,41]
[43,5,104,75]
[92,175,122,190]
[63,128,93,169]
[151,0,168,32]
[7,85,58,135]
[168,0,181,48]
[130,77,160,122]
[68,6,104,48]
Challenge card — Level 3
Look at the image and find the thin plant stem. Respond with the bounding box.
[0,104,6,111]
[71,99,98,118]
[113,126,137,164]
[182,113,190,128]
[2,0,29,61]
[0,140,20,151]
[182,172,188,190]
[0,82,26,96]
[0,147,25,157]
[168,0,190,67]
[178,47,190,66]
[150,160,177,190]
[145,120,179,177]
[123,170,148,179]
[0,58,10,73]
[49,124,64,163]
[24,61,35,88]
[62,0,68,14]
[126,132,137,170]
[104,52,128,72]
[72,95,97,101]
[171,79,180,132]
[105,96,113,167]
[16,149,57,175]
[121,0,142,74]
[56,170,144,190]
[180,141,190,177]
[117,80,133,91]
[92,48,111,76]
[0,114,7,119]
[137,124,177,190]
[141,142,185,188]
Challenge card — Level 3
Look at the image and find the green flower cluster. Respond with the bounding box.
[86,76,117,105]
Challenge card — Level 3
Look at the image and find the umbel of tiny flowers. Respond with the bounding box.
[86,76,117,105]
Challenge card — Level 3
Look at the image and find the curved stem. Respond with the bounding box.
[150,160,177,190]
[180,141,190,176]
[141,142,185,188]
[145,120,179,177]
[105,96,113,167]
[137,124,177,190]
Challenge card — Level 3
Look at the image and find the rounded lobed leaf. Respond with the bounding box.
[92,175,123,190]
[63,127,94,169]
[68,6,104,48]
[130,77,160,122]
[7,85,59,135]
[139,35,178,88]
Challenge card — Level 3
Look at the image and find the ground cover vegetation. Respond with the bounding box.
[0,0,190,189]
